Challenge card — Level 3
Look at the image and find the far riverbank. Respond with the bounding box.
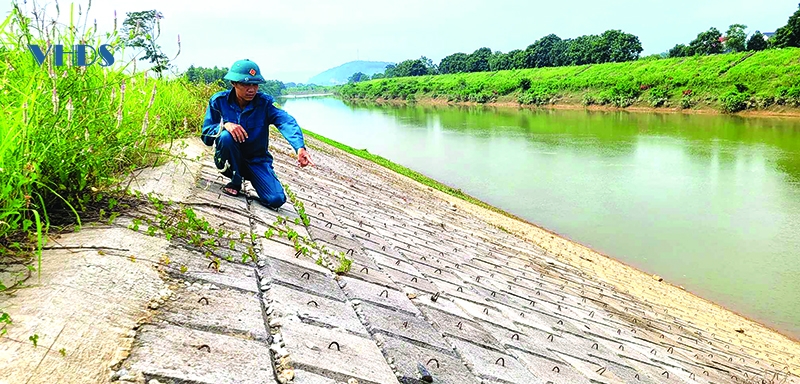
[336,48,800,117]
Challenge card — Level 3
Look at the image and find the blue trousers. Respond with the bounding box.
[214,130,287,209]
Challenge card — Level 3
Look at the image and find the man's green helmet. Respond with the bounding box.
[223,59,266,84]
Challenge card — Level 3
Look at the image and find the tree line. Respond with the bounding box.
[668,4,800,57]
[348,4,800,82]
[347,29,642,82]
[183,65,297,97]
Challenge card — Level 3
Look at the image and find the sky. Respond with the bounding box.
[2,0,797,83]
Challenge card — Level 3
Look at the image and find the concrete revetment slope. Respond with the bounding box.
[1,129,798,384]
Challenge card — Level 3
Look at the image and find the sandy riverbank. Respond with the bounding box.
[343,95,800,118]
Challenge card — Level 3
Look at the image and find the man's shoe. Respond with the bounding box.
[221,182,241,197]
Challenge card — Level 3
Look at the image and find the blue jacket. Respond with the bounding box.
[200,90,305,162]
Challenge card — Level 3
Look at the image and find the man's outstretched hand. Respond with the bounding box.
[298,147,314,168]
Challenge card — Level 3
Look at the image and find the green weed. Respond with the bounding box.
[0,311,11,336]
[29,333,38,347]
[335,252,353,275]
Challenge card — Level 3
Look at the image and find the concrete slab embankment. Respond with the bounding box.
[260,128,800,383]
[1,129,798,384]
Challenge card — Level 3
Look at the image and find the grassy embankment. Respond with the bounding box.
[0,5,214,271]
[337,48,800,114]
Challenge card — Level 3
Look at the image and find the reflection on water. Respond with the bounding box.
[281,96,800,338]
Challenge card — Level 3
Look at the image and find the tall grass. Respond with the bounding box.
[337,48,800,113]
[0,2,215,267]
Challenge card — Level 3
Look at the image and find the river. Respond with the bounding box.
[280,96,800,339]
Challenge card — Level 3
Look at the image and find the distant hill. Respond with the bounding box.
[308,60,394,86]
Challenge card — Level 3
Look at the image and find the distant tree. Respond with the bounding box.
[185,64,198,82]
[259,80,286,97]
[668,44,692,58]
[506,49,528,69]
[419,56,439,75]
[370,72,385,80]
[488,51,513,71]
[383,64,397,77]
[689,27,724,55]
[525,34,566,67]
[724,24,748,52]
[120,10,172,76]
[746,31,768,51]
[601,29,643,62]
[347,72,369,83]
[183,65,283,95]
[466,47,492,72]
[772,3,800,48]
[640,53,665,61]
[392,59,430,77]
[565,34,602,65]
[389,63,405,77]
[438,53,469,74]
[183,65,228,87]
[283,84,328,95]
[205,66,228,86]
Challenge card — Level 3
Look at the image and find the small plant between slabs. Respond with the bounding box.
[29,333,39,347]
[335,252,352,275]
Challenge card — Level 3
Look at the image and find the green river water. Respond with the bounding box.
[281,96,800,339]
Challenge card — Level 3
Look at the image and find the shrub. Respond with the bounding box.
[720,90,750,113]
[671,78,689,87]
[471,92,493,103]
[597,91,613,105]
[754,94,775,109]
[786,86,800,107]
[648,87,670,107]
[518,86,557,105]
[581,94,596,106]
[519,78,532,91]
[606,82,641,107]
[496,81,519,96]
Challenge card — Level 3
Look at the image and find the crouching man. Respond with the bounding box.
[200,59,314,209]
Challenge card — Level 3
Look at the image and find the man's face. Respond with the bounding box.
[233,82,259,101]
